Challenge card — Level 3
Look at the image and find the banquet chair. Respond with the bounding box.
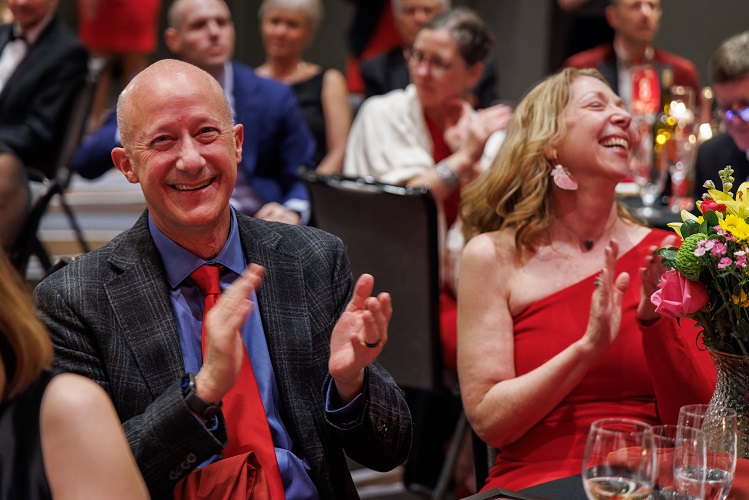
[9,57,105,276]
[303,171,465,499]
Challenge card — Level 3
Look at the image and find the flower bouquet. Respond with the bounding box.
[652,166,749,356]
[652,166,749,457]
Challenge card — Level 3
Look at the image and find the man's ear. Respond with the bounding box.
[604,5,618,31]
[466,61,484,91]
[164,27,180,55]
[233,123,244,163]
[111,147,139,184]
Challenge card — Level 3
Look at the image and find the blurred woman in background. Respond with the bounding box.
[257,0,351,174]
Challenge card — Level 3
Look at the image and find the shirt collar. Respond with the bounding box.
[15,10,54,46]
[613,39,655,68]
[149,210,247,288]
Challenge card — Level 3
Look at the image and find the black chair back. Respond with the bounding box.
[304,172,443,392]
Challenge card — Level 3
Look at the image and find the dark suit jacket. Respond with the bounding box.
[0,16,88,177]
[693,132,749,199]
[72,61,315,209]
[563,43,700,101]
[34,212,412,499]
[360,46,499,109]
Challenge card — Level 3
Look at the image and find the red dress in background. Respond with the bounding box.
[482,229,716,491]
[77,0,161,54]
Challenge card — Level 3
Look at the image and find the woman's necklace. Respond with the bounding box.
[555,215,619,251]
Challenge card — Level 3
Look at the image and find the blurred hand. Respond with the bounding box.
[637,235,678,323]
[444,100,513,176]
[254,202,301,225]
[581,240,630,355]
[328,274,392,403]
[195,264,264,405]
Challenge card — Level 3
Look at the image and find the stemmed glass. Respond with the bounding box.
[582,419,656,499]
[647,424,707,499]
[631,114,668,217]
[678,405,738,500]
[663,86,697,213]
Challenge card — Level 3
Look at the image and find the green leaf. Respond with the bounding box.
[704,210,719,228]
[681,219,701,238]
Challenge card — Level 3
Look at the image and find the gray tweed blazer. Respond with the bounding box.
[34,211,412,499]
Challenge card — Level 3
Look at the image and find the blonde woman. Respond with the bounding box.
[458,68,716,491]
[0,253,148,499]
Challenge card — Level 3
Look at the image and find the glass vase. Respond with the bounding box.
[708,348,749,458]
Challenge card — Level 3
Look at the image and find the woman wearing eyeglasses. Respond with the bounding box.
[344,6,511,374]
[694,31,749,200]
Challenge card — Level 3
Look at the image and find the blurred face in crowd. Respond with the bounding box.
[261,7,311,60]
[606,0,662,46]
[112,61,242,251]
[165,0,235,78]
[554,76,634,182]
[409,27,482,111]
[8,0,57,32]
[393,0,446,48]
[714,74,749,152]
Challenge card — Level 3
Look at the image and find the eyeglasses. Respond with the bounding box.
[406,49,453,78]
[718,105,749,123]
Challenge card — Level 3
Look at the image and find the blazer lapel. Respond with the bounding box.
[105,214,185,396]
[236,217,322,444]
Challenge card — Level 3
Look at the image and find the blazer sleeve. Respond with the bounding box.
[275,84,315,214]
[33,260,227,498]
[321,237,413,471]
[71,110,119,179]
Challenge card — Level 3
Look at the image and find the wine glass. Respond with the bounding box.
[582,419,655,499]
[631,114,668,217]
[647,424,707,499]
[678,405,738,500]
[663,86,697,213]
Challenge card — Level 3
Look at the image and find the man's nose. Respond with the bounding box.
[176,139,206,171]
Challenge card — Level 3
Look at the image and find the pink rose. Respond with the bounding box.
[651,269,709,319]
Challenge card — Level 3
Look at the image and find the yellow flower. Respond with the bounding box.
[719,214,749,241]
[733,290,749,307]
[715,182,749,219]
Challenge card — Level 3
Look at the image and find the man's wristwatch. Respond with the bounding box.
[180,373,221,420]
[435,160,460,190]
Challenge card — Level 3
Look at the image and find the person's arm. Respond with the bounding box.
[636,234,716,424]
[71,110,120,179]
[41,373,149,500]
[34,262,226,497]
[315,69,352,175]
[319,234,412,471]
[407,101,512,202]
[458,235,630,449]
[274,84,316,221]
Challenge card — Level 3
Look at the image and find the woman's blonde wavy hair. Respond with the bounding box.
[0,252,53,400]
[461,67,635,256]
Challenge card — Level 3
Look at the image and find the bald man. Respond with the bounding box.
[36,59,411,499]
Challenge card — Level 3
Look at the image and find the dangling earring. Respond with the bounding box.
[550,163,578,191]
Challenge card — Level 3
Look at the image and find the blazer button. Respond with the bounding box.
[376,418,386,433]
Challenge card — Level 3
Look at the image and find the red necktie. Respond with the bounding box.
[190,265,285,499]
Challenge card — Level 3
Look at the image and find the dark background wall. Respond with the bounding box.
[58,0,749,103]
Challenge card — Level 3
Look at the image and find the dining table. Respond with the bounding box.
[461,457,749,499]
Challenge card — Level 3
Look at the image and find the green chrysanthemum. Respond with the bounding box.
[675,233,706,281]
